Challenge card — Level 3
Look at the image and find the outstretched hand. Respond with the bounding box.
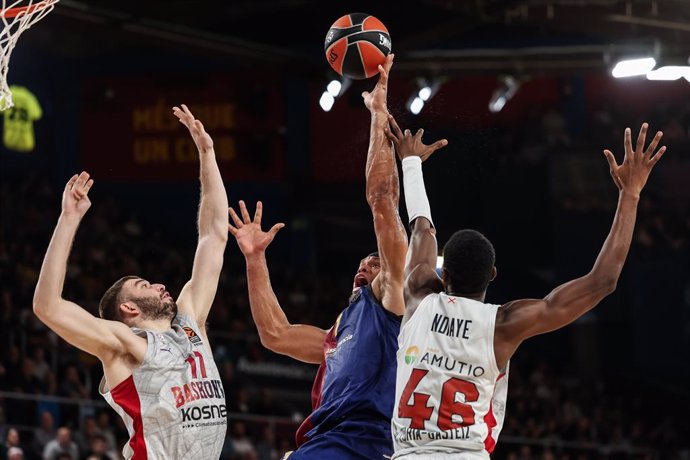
[603,123,666,196]
[385,114,448,162]
[173,104,214,153]
[62,171,94,219]
[228,201,285,257]
[362,54,394,113]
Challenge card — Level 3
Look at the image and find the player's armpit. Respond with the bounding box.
[262,323,327,365]
[34,298,146,362]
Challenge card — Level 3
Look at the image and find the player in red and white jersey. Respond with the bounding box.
[33,105,229,459]
[385,119,666,458]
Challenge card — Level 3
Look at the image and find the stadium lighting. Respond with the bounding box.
[612,57,656,78]
[488,76,520,114]
[418,86,432,101]
[646,65,690,81]
[326,80,342,97]
[319,92,335,112]
[409,97,424,115]
[407,80,441,115]
[320,78,350,111]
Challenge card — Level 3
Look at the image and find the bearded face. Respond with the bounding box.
[131,295,178,322]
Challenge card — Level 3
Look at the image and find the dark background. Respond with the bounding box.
[1,1,689,459]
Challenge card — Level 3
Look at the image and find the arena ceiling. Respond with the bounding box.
[19,0,690,75]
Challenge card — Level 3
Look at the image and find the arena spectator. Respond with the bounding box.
[57,366,88,400]
[6,447,23,460]
[43,427,79,460]
[31,411,55,459]
[0,428,21,460]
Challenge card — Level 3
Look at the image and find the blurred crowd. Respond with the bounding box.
[1,99,689,460]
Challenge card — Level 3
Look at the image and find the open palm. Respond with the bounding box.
[229,201,284,256]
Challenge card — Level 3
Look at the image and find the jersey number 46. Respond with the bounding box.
[398,369,478,430]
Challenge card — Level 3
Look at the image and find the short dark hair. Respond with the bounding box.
[442,229,495,294]
[99,276,138,322]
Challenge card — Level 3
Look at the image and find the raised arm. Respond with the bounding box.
[494,124,666,368]
[229,201,326,364]
[360,55,408,316]
[33,173,145,363]
[174,105,229,327]
[384,116,447,323]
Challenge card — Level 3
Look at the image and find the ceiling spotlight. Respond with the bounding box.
[418,86,432,101]
[319,78,350,112]
[407,80,441,115]
[326,80,342,97]
[319,92,335,112]
[409,97,424,115]
[612,57,656,78]
[489,76,520,114]
[646,65,690,81]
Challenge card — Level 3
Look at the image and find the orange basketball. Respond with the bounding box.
[324,13,391,80]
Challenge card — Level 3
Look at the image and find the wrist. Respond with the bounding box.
[620,190,641,202]
[59,212,83,224]
[402,156,422,165]
[371,109,389,121]
[245,252,267,263]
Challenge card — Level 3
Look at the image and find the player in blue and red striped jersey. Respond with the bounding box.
[228,54,445,460]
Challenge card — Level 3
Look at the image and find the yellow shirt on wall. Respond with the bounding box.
[3,85,42,152]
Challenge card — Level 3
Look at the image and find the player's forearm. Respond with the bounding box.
[33,214,81,313]
[244,252,292,349]
[366,111,399,205]
[589,191,640,289]
[402,156,433,229]
[198,150,229,239]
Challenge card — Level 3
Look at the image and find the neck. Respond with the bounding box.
[134,318,173,332]
[445,287,486,303]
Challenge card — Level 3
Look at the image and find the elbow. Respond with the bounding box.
[201,226,229,244]
[258,330,284,354]
[588,273,618,296]
[367,194,397,214]
[366,179,398,207]
[32,300,52,320]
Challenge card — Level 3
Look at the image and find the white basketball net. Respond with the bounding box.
[0,0,57,110]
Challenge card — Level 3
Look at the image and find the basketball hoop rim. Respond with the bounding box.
[1,0,56,19]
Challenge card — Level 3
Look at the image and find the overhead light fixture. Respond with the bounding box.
[319,92,335,112]
[407,80,441,115]
[646,65,690,81]
[326,80,342,97]
[409,97,424,115]
[319,78,351,112]
[612,57,656,78]
[488,76,520,113]
[418,86,432,101]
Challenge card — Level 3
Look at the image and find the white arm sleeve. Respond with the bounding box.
[402,156,433,227]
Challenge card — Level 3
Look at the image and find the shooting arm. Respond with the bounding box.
[367,110,408,316]
[245,253,326,364]
[176,106,229,325]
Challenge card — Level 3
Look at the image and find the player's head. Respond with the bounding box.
[352,252,381,293]
[441,230,496,296]
[99,276,177,326]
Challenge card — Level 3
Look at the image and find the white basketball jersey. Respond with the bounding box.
[392,293,509,459]
[99,314,227,459]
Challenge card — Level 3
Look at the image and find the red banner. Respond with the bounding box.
[81,75,284,181]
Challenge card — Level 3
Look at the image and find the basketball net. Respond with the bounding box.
[0,0,57,110]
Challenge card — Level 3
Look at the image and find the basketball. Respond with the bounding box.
[324,13,391,80]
